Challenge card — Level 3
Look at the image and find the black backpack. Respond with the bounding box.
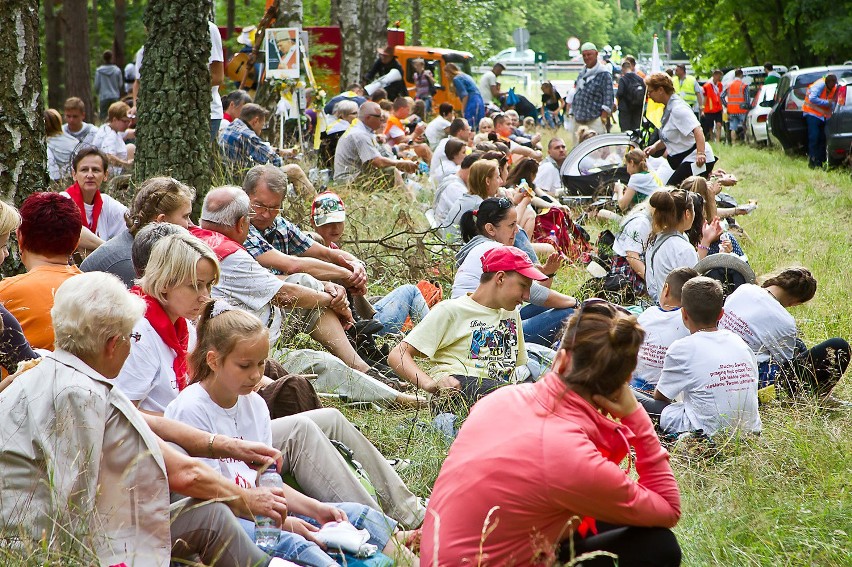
[620,73,645,107]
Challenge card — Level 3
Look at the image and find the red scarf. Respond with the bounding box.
[189,226,246,261]
[65,181,103,234]
[130,286,190,391]
[224,112,234,122]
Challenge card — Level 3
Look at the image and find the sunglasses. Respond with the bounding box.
[565,298,632,352]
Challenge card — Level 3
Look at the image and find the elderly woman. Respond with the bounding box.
[81,176,195,286]
[446,62,485,129]
[0,271,290,567]
[319,99,359,168]
[44,108,80,181]
[643,72,716,186]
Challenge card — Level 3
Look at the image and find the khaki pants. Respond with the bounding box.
[270,408,426,529]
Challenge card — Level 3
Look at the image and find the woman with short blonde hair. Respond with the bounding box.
[115,233,221,414]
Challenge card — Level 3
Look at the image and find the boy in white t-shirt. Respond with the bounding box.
[631,267,698,394]
[635,277,761,437]
[388,246,547,406]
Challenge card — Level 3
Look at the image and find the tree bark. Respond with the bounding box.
[411,0,421,46]
[330,0,340,23]
[62,0,94,120]
[113,0,127,69]
[339,0,361,85]
[733,10,759,65]
[90,0,100,58]
[226,0,236,40]
[359,0,387,80]
[44,0,65,109]
[278,0,303,28]
[135,0,212,197]
[0,0,47,206]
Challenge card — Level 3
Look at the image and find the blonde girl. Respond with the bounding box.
[613,149,664,212]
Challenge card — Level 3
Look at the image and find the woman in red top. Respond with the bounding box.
[421,300,682,566]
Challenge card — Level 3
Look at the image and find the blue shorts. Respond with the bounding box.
[728,113,746,132]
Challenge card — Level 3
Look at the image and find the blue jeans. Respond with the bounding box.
[464,96,485,130]
[805,114,827,166]
[373,284,429,335]
[513,228,538,264]
[210,118,222,143]
[542,109,560,128]
[246,502,397,566]
[520,304,574,347]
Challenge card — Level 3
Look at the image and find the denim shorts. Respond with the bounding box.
[728,113,745,131]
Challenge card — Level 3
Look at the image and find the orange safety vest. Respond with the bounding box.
[726,79,747,115]
[802,78,838,120]
[703,81,722,113]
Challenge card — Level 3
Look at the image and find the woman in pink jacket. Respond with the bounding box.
[421,299,682,566]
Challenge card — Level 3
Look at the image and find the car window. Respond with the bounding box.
[405,58,442,87]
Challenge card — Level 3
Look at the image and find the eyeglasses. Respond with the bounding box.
[251,202,284,215]
[565,298,632,352]
[366,113,382,119]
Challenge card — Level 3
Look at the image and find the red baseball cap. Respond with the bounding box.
[480,246,548,281]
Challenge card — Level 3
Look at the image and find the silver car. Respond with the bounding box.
[744,83,777,146]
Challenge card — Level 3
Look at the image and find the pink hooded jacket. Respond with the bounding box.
[421,372,681,566]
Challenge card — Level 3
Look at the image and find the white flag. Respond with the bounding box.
[651,34,662,74]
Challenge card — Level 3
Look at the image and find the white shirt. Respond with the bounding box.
[209,21,224,120]
[433,174,467,225]
[430,137,450,174]
[452,240,502,299]
[612,211,651,257]
[634,306,690,386]
[657,330,762,436]
[62,122,97,145]
[431,157,459,185]
[214,249,285,344]
[478,71,497,103]
[165,383,271,489]
[91,124,128,176]
[425,116,452,148]
[47,133,81,181]
[627,171,662,198]
[720,284,797,364]
[644,232,698,301]
[114,318,198,414]
[59,191,129,241]
[661,97,715,163]
[535,159,563,194]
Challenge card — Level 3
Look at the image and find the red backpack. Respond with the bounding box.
[533,208,592,262]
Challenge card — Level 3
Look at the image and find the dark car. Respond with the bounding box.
[826,79,852,166]
[766,65,852,153]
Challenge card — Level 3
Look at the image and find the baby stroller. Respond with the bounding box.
[559,133,639,203]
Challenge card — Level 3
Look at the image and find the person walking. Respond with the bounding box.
[571,42,614,142]
[672,64,703,120]
[721,68,750,143]
[701,69,724,143]
[94,50,124,121]
[616,59,646,132]
[802,74,839,169]
[446,63,485,130]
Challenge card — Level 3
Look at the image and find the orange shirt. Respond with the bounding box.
[384,115,407,143]
[0,264,82,350]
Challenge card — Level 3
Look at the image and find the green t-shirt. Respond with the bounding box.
[403,294,527,382]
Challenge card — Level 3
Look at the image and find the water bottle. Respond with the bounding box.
[255,464,283,548]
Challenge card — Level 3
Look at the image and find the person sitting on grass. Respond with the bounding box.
[424,102,455,149]
[631,267,699,395]
[420,299,681,567]
[383,97,431,163]
[91,101,135,175]
[719,267,851,407]
[61,147,129,244]
[388,246,544,403]
[432,151,482,227]
[613,149,664,214]
[634,277,762,438]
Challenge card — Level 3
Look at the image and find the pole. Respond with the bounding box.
[295,88,304,154]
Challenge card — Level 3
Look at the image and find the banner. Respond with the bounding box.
[265,27,300,80]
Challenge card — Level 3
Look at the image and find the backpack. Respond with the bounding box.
[533,208,592,262]
[621,73,645,107]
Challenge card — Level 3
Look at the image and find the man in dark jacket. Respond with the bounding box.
[365,46,407,101]
[616,59,646,132]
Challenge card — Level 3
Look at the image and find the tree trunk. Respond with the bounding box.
[278,0,303,28]
[63,0,94,120]
[0,0,47,206]
[90,0,100,58]
[44,0,65,109]
[339,0,362,85]
[330,0,340,23]
[411,0,421,46]
[226,0,235,40]
[733,10,759,65]
[135,0,212,197]
[360,0,387,78]
[113,0,127,70]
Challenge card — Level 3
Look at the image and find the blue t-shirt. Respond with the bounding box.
[453,74,482,101]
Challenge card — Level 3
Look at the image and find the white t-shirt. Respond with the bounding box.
[60,191,128,241]
[431,157,459,185]
[535,159,562,194]
[612,211,652,257]
[627,171,662,198]
[165,383,271,489]
[720,283,797,364]
[433,174,467,225]
[425,116,452,148]
[209,21,224,120]
[660,97,715,163]
[452,240,501,299]
[657,330,762,436]
[91,124,128,176]
[114,318,198,414]
[478,71,497,103]
[214,249,285,344]
[430,137,450,174]
[62,122,97,145]
[634,306,690,386]
[644,232,698,301]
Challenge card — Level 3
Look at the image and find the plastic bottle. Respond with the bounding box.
[255,464,283,548]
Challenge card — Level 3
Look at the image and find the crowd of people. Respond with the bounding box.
[2,32,849,567]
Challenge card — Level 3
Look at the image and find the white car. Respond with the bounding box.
[486,48,535,66]
[744,83,777,146]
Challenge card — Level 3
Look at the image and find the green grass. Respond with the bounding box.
[328,142,852,566]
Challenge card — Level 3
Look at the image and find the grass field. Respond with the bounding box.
[329,141,852,566]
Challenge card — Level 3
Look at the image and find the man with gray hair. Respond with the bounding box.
[189,187,414,402]
[243,164,366,292]
[333,101,417,185]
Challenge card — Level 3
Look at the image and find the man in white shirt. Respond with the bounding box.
[478,63,505,104]
[430,118,472,177]
[424,102,455,148]
[536,137,568,194]
[636,277,761,437]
